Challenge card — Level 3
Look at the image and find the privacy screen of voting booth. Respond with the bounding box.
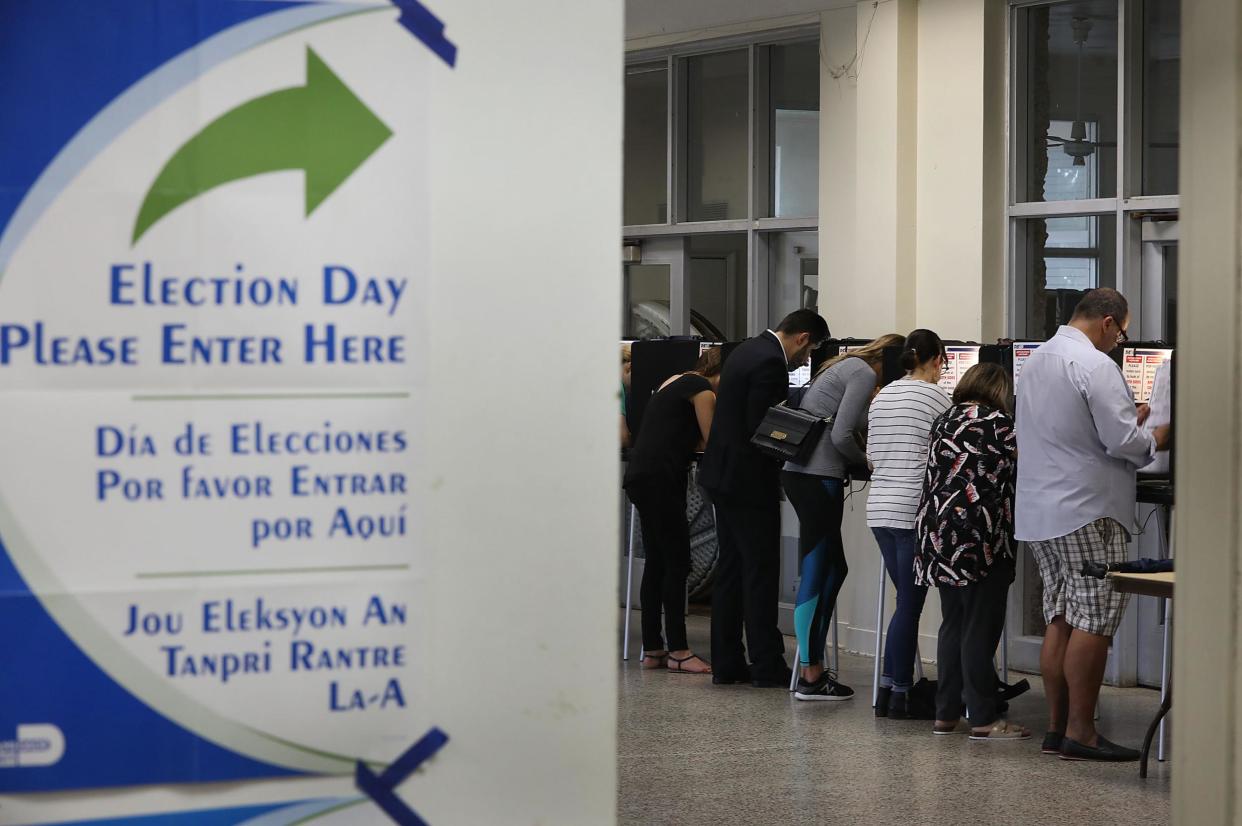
[1010,338,1174,405]
[787,338,873,388]
[882,342,1010,392]
[628,338,724,436]
[1121,344,1174,404]
[1122,343,1175,477]
[1012,341,1043,391]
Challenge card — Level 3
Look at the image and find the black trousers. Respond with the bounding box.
[627,479,691,652]
[935,555,1015,726]
[709,496,786,679]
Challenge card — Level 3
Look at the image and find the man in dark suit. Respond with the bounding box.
[699,309,830,686]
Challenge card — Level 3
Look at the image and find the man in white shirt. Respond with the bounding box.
[1016,288,1171,762]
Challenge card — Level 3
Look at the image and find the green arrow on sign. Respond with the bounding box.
[132,46,392,244]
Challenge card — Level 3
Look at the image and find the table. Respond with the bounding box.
[1108,571,1173,599]
[1108,571,1174,777]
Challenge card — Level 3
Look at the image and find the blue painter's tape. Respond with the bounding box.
[391,0,457,67]
[355,727,449,825]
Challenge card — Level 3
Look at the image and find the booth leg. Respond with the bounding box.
[622,502,636,661]
[1001,622,1009,684]
[1159,598,1172,762]
[831,609,840,674]
[1159,505,1175,761]
[872,564,886,707]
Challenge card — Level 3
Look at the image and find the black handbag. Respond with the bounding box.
[750,403,832,463]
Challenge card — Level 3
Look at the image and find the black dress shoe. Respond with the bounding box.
[1041,731,1065,755]
[751,667,794,688]
[712,668,751,685]
[1059,735,1140,762]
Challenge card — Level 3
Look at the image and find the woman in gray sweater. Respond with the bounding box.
[781,333,905,701]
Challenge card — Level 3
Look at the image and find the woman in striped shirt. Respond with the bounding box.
[867,329,951,719]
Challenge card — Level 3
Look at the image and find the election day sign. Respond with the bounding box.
[0,0,449,794]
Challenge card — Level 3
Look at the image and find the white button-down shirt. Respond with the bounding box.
[1015,325,1156,541]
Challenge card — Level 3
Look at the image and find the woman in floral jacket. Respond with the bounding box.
[915,362,1030,741]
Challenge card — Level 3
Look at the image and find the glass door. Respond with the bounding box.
[623,238,686,339]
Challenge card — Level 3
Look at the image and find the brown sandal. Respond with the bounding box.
[641,652,668,669]
[969,721,1031,741]
[666,653,712,674]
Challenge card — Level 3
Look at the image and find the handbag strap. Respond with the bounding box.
[790,369,834,426]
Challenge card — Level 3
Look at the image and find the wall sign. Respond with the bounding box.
[0,0,447,795]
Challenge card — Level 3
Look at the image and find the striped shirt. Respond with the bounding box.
[866,377,952,529]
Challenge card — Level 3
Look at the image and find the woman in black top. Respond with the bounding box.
[915,363,1029,740]
[623,347,721,674]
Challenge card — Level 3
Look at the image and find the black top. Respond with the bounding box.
[697,331,789,505]
[914,403,1017,587]
[624,374,712,489]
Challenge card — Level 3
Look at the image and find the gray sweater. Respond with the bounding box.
[782,356,876,479]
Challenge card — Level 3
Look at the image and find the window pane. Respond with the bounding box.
[624,264,670,339]
[767,231,819,326]
[624,64,668,225]
[689,234,748,339]
[1142,0,1180,195]
[1020,1,1118,203]
[1017,214,1116,339]
[686,50,749,221]
[770,42,820,217]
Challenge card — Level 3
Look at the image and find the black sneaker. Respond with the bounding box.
[794,673,854,702]
[887,691,909,718]
[1059,734,1140,762]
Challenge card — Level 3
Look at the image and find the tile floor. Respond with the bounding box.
[618,612,1170,825]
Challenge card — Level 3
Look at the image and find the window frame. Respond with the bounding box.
[623,27,821,338]
[1006,0,1179,342]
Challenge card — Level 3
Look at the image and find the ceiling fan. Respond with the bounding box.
[1044,17,1115,166]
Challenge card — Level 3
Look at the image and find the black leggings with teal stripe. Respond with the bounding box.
[780,471,848,668]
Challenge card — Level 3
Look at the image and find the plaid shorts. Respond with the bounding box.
[1029,518,1131,637]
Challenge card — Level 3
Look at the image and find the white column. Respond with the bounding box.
[819,3,858,336]
[913,0,1005,342]
[824,0,918,337]
[1173,0,1242,820]
[421,1,621,822]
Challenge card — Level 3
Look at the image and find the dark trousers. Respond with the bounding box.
[627,480,691,652]
[709,496,787,679]
[781,471,847,667]
[935,555,1015,726]
[873,527,928,691]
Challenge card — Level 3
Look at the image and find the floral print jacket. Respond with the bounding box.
[914,403,1017,587]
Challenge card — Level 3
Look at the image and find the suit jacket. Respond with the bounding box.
[698,331,789,505]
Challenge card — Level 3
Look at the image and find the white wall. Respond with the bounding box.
[1173,0,1242,819]
[818,5,859,333]
[916,0,989,340]
[422,1,621,822]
